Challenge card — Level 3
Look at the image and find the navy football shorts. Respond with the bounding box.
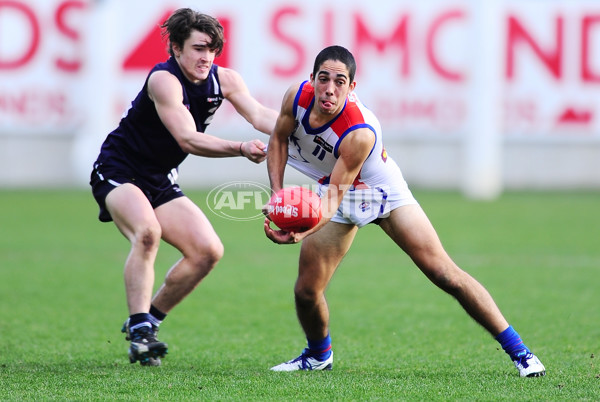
[90,162,184,222]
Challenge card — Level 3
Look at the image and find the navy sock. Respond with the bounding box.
[307,334,332,360]
[496,325,530,360]
[129,313,152,332]
[149,305,167,327]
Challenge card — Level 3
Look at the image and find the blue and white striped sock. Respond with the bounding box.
[149,305,166,327]
[307,334,332,361]
[496,325,530,360]
[129,313,152,333]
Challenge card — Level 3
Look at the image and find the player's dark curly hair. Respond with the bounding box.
[161,8,225,57]
[312,45,357,83]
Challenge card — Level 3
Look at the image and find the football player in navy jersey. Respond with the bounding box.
[90,8,278,365]
[264,45,545,377]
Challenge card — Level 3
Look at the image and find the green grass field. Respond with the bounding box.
[0,189,598,400]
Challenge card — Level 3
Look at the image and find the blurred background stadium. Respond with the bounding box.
[0,0,598,197]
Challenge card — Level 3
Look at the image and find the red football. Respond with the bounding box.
[267,186,322,232]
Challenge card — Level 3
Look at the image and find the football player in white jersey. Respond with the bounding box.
[264,45,545,377]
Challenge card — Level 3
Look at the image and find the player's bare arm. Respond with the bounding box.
[148,70,265,162]
[264,84,303,244]
[218,67,279,135]
[288,127,375,242]
[266,83,301,193]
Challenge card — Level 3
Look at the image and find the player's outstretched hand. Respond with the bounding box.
[264,217,302,244]
[241,139,267,163]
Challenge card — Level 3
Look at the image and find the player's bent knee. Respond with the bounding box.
[135,225,162,254]
[207,240,224,264]
[294,286,320,307]
[427,267,466,295]
[189,239,224,269]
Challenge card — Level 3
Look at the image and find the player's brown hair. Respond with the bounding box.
[161,8,225,57]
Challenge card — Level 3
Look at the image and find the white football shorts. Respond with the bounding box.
[316,181,419,228]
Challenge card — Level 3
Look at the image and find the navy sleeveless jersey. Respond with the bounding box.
[96,57,224,176]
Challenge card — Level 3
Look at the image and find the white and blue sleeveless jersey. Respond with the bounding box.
[286,80,404,191]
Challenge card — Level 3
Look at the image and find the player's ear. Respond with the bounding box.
[349,81,356,91]
[172,44,182,58]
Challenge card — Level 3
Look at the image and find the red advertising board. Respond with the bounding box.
[0,0,598,139]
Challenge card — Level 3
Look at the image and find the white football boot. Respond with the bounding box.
[271,349,333,371]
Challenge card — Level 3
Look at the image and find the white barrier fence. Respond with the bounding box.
[0,0,599,194]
